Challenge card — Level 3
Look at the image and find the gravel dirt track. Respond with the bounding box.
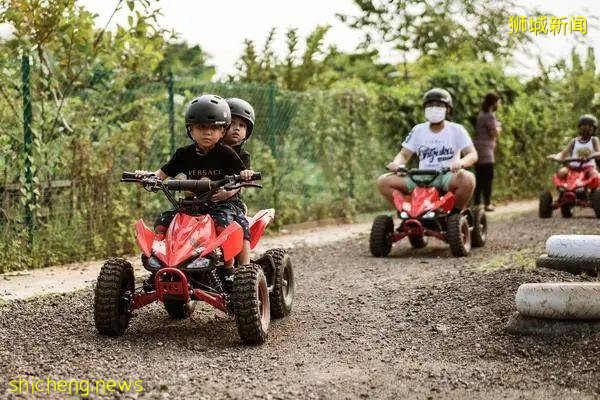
[1,208,600,399]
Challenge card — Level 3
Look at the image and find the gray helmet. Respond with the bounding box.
[226,98,255,139]
[423,88,453,110]
[185,94,231,127]
[578,114,598,129]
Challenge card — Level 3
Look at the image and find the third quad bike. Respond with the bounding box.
[539,157,600,218]
[370,168,487,258]
[94,172,295,345]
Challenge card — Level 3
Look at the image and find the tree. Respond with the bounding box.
[339,0,537,65]
[156,41,215,81]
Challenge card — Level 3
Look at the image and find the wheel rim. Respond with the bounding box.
[282,261,294,307]
[258,277,270,332]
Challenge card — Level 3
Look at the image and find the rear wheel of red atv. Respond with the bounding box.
[592,190,600,218]
[94,259,134,336]
[539,191,553,218]
[471,207,487,248]
[264,249,294,319]
[233,264,270,345]
[447,214,471,257]
[370,215,394,257]
[560,204,573,218]
[408,235,427,249]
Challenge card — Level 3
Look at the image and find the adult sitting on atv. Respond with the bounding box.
[373,88,484,257]
[540,114,600,218]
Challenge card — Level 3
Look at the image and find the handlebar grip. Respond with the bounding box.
[165,180,212,193]
[122,172,138,180]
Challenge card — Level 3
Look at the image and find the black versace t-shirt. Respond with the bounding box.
[160,143,246,180]
[231,144,251,169]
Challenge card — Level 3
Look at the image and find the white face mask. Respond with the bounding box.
[425,106,446,123]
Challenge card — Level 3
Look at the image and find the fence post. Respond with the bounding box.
[167,71,176,155]
[267,82,277,157]
[21,54,35,241]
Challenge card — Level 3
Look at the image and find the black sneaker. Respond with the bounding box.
[218,268,235,294]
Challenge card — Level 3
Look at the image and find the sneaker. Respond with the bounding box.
[218,268,235,294]
[484,204,495,212]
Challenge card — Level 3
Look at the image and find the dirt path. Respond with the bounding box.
[0,200,536,301]
[2,203,600,399]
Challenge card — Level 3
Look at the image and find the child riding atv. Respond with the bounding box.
[372,88,485,257]
[540,114,600,218]
[547,114,600,183]
[377,88,478,214]
[135,95,255,291]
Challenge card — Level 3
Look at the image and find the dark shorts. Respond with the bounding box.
[155,200,250,241]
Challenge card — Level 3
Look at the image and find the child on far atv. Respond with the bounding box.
[377,88,478,214]
[135,94,255,291]
[547,114,600,185]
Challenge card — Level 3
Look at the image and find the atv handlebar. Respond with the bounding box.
[120,171,262,208]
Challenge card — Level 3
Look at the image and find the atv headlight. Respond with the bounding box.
[187,257,211,270]
[400,211,409,219]
[422,211,436,219]
[147,256,162,270]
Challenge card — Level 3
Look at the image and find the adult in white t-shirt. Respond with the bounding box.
[377,88,479,215]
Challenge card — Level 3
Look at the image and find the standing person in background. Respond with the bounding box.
[473,92,502,211]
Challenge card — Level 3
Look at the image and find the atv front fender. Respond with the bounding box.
[248,208,275,249]
[135,219,155,257]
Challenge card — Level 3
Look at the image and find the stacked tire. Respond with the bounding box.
[536,235,600,276]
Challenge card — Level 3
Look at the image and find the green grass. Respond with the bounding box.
[474,246,539,272]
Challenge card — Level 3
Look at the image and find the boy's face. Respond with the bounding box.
[224,116,248,146]
[190,123,225,150]
[580,124,594,137]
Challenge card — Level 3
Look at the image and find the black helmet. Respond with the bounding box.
[226,97,255,139]
[578,114,598,129]
[423,88,453,110]
[185,94,231,127]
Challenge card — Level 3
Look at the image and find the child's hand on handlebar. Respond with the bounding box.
[211,188,235,202]
[240,169,255,181]
[450,160,463,173]
[387,162,404,173]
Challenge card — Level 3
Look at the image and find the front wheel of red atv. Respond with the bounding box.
[94,259,134,336]
[370,215,394,257]
[447,214,471,257]
[539,191,553,218]
[264,249,294,319]
[592,190,600,218]
[233,264,270,345]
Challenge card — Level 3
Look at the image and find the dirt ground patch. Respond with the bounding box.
[1,208,599,399]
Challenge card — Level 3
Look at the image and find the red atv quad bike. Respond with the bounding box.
[93,172,295,345]
[370,167,487,258]
[539,157,600,218]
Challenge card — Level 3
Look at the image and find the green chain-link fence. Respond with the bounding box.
[0,55,393,272]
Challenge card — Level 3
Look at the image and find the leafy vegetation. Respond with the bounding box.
[0,0,597,271]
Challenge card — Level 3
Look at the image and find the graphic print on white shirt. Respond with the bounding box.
[402,121,473,171]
